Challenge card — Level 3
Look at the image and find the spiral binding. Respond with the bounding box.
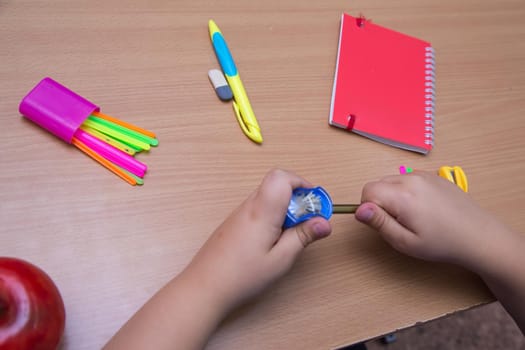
[424,46,435,146]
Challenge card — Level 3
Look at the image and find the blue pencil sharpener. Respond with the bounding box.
[283,186,333,229]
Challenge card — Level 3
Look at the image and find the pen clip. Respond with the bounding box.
[451,166,468,192]
[438,166,468,192]
[233,101,263,144]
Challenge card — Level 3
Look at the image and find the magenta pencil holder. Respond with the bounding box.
[19,78,158,185]
[19,77,99,143]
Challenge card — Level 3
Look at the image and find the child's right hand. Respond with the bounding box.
[356,171,525,333]
[355,171,509,269]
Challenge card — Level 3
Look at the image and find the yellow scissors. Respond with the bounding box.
[438,166,468,192]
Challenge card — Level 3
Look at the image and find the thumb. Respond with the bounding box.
[355,202,417,255]
[270,217,332,266]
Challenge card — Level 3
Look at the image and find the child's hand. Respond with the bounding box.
[355,171,525,334]
[104,169,525,350]
[355,171,507,268]
[104,169,332,350]
[183,169,332,312]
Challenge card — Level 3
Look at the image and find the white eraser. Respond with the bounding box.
[208,69,233,101]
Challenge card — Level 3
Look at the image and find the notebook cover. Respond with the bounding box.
[329,14,435,154]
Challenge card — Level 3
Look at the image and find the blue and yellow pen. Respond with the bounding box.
[209,20,263,144]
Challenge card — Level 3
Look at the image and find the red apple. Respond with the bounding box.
[0,257,65,350]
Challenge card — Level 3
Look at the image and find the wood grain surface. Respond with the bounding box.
[1,0,524,348]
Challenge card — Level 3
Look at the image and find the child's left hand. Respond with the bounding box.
[183,168,332,311]
[104,169,332,350]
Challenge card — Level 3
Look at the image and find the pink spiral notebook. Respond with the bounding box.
[329,14,435,154]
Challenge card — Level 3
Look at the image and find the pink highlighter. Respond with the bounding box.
[19,77,158,186]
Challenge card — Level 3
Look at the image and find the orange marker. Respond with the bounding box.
[92,111,156,138]
[72,137,137,186]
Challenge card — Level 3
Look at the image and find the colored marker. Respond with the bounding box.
[80,125,136,155]
[87,116,158,147]
[92,111,157,139]
[74,129,147,177]
[72,137,137,186]
[82,119,150,151]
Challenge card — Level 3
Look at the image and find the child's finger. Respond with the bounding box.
[255,169,313,219]
[260,168,312,192]
[355,202,418,255]
[269,218,332,270]
[360,180,409,219]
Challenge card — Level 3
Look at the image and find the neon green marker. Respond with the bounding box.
[88,116,158,147]
[80,125,136,155]
[82,119,150,151]
[119,166,144,185]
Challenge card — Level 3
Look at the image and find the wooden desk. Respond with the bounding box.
[1,0,524,348]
